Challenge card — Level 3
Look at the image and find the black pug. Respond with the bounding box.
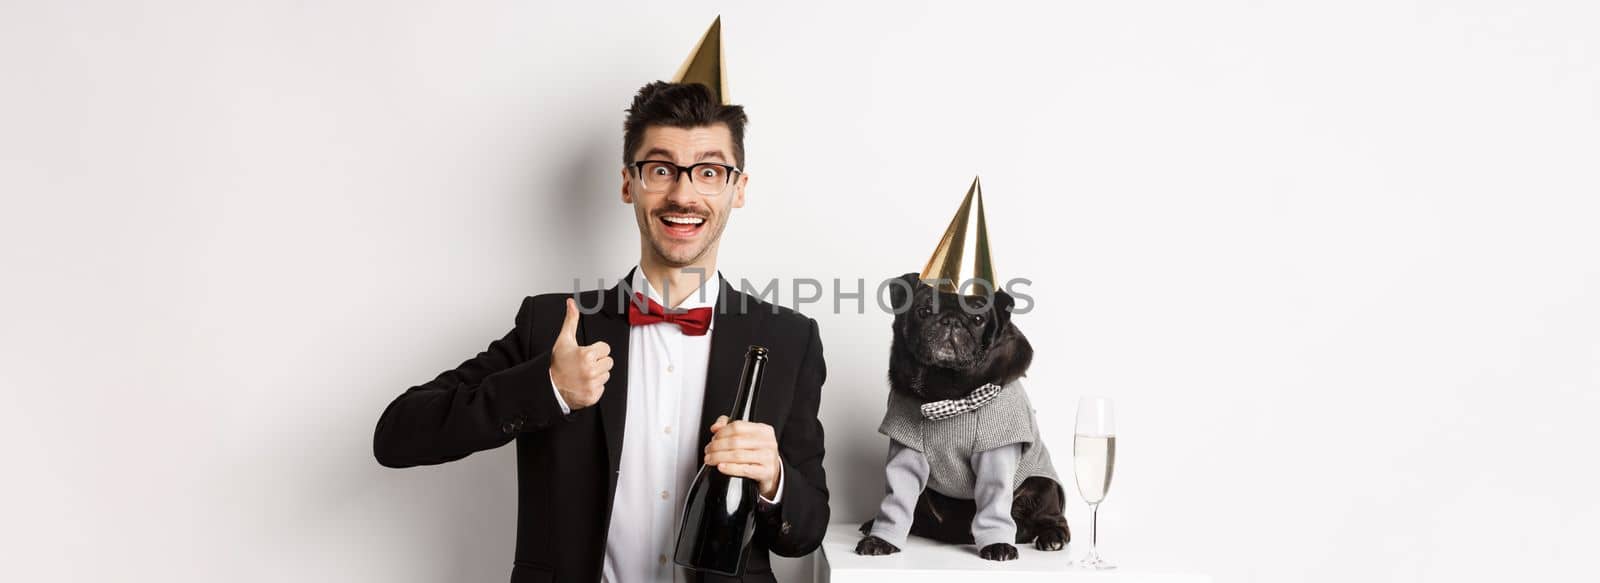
[855,273,1070,561]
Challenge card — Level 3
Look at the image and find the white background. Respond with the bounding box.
[3,1,1597,581]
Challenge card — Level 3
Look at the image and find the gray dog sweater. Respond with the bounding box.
[879,379,1061,496]
[869,379,1062,548]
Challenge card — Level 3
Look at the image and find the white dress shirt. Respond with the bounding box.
[549,266,782,583]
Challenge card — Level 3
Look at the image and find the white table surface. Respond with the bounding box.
[813,523,1211,583]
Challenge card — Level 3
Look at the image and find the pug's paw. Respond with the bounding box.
[979,542,1018,561]
[1034,526,1069,551]
[855,535,901,556]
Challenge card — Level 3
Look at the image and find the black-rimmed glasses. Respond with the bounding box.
[629,160,741,196]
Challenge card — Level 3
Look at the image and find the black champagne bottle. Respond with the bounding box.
[673,345,770,576]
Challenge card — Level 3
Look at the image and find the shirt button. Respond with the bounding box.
[667,364,675,373]
[661,490,670,500]
[664,425,672,434]
[658,554,668,565]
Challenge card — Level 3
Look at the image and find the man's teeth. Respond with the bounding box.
[663,216,705,225]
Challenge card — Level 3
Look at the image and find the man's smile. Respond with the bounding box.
[657,213,708,239]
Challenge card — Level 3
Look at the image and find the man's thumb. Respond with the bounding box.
[558,297,581,345]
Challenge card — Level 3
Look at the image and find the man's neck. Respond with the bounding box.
[638,255,718,309]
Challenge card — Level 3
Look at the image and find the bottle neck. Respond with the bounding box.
[728,352,767,422]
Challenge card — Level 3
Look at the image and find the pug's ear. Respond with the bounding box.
[890,272,921,313]
[990,289,1016,329]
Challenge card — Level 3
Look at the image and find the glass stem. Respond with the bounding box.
[1089,502,1100,556]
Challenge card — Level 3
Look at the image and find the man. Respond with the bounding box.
[372,81,830,582]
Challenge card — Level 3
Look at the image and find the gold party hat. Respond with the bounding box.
[920,177,997,294]
[672,16,729,104]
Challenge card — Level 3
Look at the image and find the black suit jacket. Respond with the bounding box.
[374,269,830,582]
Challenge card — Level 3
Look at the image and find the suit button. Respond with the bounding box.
[501,422,516,434]
[780,521,791,535]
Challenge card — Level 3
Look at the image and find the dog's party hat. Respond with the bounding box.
[919,176,997,294]
[672,16,729,105]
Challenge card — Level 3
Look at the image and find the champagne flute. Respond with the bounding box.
[1072,396,1117,569]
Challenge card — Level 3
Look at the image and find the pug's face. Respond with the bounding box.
[890,273,1015,372]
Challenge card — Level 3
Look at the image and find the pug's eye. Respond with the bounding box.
[916,306,932,318]
[971,314,985,325]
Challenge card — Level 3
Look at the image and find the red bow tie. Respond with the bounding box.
[627,292,714,336]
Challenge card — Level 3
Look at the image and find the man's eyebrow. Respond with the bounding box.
[637,149,732,165]
[639,148,676,161]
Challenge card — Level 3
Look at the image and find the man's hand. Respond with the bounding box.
[549,298,611,409]
[705,414,783,499]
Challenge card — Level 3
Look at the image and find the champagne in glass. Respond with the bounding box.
[1074,435,1116,504]
[1072,396,1117,569]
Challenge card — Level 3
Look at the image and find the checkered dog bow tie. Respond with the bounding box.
[919,382,1004,420]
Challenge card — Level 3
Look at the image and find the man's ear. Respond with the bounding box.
[620,166,633,204]
[731,172,748,209]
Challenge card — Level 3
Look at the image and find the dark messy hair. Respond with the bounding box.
[622,81,748,169]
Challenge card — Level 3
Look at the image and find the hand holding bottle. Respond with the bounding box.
[705,415,782,499]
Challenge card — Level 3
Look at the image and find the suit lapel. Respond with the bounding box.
[698,277,761,452]
[592,269,634,475]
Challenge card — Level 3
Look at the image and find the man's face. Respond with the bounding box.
[621,124,748,268]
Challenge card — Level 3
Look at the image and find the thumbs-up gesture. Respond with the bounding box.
[549,298,611,409]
